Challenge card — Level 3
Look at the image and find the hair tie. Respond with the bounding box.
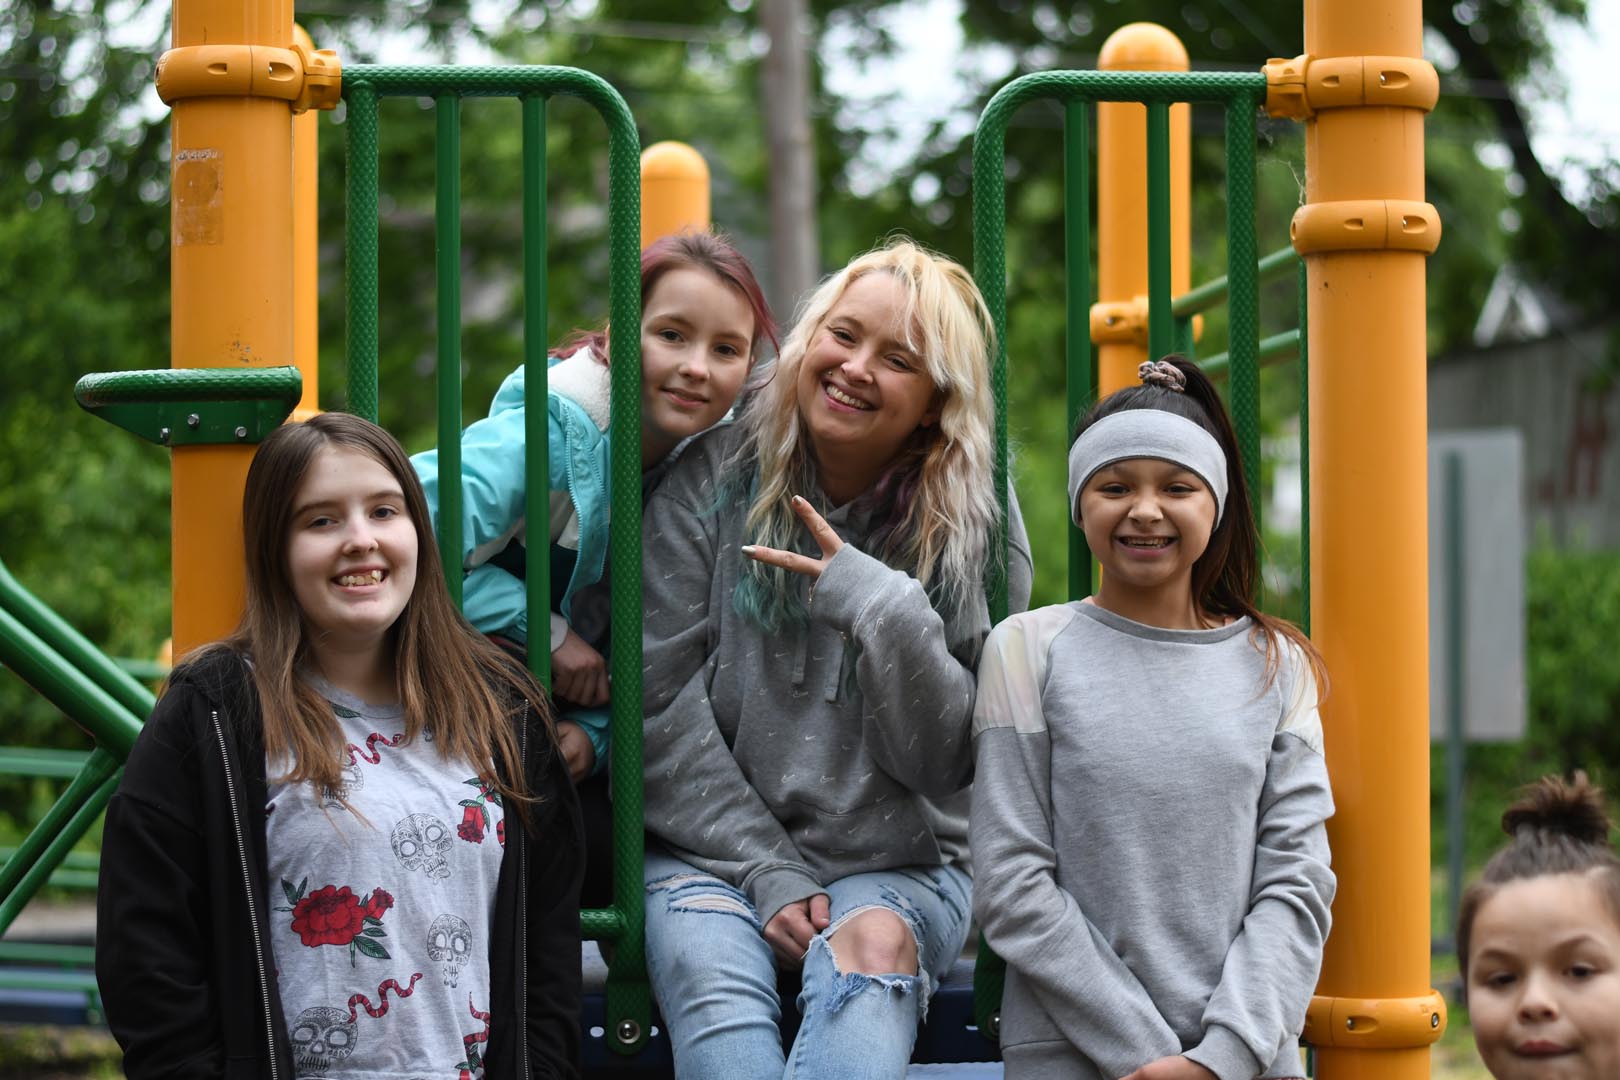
[1139,360,1185,392]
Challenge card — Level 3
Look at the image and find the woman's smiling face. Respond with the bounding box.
[794,271,941,488]
[1468,873,1620,1080]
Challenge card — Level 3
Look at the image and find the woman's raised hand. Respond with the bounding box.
[740,495,844,579]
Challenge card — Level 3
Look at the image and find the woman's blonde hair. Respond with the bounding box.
[730,237,1000,629]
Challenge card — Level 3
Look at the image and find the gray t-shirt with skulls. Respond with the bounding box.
[265,676,505,1079]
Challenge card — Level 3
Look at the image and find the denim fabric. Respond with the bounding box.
[643,847,972,1080]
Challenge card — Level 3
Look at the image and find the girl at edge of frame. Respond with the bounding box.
[96,412,584,1080]
[1457,771,1620,1080]
[969,355,1335,1080]
[413,231,777,908]
[639,236,1034,1079]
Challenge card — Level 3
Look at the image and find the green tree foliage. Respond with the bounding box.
[1432,544,1620,879]
[0,1,173,783]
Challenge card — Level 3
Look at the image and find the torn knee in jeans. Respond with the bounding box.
[646,872,762,929]
[806,934,931,1020]
[824,904,920,976]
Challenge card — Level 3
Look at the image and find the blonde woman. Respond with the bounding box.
[640,238,1032,1079]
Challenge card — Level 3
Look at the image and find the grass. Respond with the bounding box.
[0,1025,120,1078]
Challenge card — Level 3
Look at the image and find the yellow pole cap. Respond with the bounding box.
[641,141,712,248]
[1098,22,1190,71]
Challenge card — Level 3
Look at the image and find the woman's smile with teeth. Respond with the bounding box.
[336,569,386,587]
[824,383,872,410]
[1119,537,1172,547]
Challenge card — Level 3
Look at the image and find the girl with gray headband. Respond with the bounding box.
[969,356,1334,1080]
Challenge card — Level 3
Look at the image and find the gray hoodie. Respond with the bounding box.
[642,424,1033,922]
[970,602,1334,1080]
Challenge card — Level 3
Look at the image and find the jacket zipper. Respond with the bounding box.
[211,709,282,1080]
[519,710,531,1080]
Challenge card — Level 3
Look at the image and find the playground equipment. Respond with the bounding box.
[0,0,1447,1074]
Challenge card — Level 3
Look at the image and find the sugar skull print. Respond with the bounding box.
[391,813,452,880]
[428,913,474,988]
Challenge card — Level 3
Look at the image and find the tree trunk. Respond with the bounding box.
[759,0,820,323]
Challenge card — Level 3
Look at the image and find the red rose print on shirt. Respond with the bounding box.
[292,885,364,947]
[458,804,485,844]
[277,878,395,965]
[456,778,503,846]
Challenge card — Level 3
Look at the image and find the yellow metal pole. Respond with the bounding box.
[291,22,321,422]
[1094,23,1191,395]
[640,141,711,248]
[163,0,295,658]
[1282,0,1444,1074]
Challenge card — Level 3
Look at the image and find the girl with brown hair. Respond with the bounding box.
[1458,772,1620,1080]
[96,412,583,1079]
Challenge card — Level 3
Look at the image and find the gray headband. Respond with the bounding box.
[1067,410,1229,526]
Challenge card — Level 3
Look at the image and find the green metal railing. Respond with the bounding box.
[971,68,1307,1041]
[340,64,651,1054]
[0,556,152,936]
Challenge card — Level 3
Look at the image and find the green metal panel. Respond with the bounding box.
[341,63,649,1054]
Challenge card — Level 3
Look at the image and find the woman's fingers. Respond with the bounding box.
[739,495,846,579]
[764,901,816,968]
[789,495,844,558]
[740,543,824,578]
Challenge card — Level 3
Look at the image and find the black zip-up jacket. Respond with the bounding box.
[95,648,584,1079]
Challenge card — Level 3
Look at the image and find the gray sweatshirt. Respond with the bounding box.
[642,424,1033,923]
[970,602,1334,1080]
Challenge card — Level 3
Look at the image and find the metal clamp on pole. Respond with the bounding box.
[1263,54,1438,119]
[1291,199,1442,255]
[1089,297,1149,346]
[1304,989,1447,1049]
[156,40,341,113]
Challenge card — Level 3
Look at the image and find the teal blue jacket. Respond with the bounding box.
[414,349,613,769]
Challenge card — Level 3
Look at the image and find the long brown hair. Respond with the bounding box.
[199,412,550,812]
[1457,772,1620,989]
[1074,355,1328,693]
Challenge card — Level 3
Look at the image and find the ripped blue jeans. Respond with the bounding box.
[643,846,972,1080]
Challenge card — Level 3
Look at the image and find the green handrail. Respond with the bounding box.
[1201,328,1301,375]
[972,66,1268,1043]
[0,747,92,780]
[341,63,649,1054]
[1172,246,1298,319]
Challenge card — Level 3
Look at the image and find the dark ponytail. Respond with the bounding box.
[1457,772,1620,987]
[1073,355,1326,693]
